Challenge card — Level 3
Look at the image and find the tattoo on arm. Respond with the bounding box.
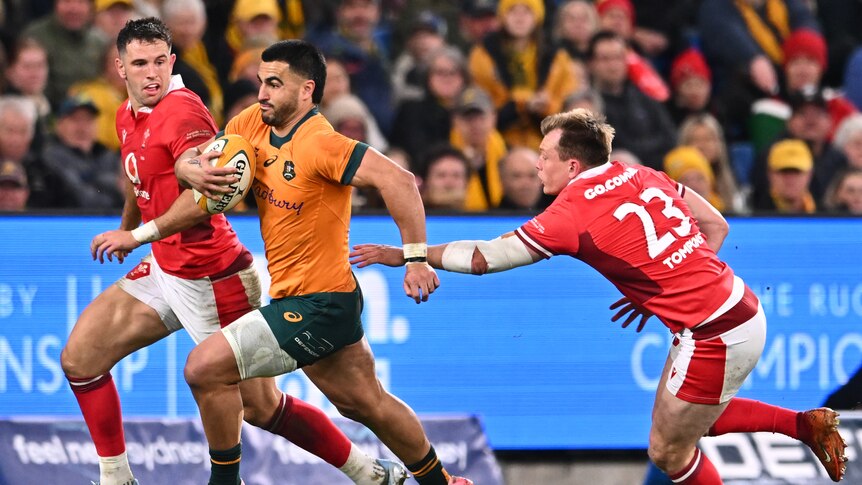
[188,158,201,167]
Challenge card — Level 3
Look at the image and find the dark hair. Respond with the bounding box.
[262,40,327,104]
[540,108,614,167]
[418,144,470,180]
[586,30,626,60]
[8,37,45,66]
[223,79,259,114]
[117,17,172,55]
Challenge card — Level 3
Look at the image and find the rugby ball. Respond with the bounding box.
[193,134,256,214]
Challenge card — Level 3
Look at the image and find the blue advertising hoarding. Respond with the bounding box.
[0,416,503,484]
[0,215,860,450]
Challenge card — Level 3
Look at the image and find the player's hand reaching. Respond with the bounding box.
[350,244,440,303]
[349,244,406,268]
[610,297,653,332]
[403,262,440,304]
[90,230,141,264]
[176,150,237,200]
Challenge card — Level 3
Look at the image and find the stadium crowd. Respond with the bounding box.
[0,0,861,216]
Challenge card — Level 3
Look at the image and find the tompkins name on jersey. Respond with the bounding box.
[583,166,638,200]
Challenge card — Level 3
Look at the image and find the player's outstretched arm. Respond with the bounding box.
[683,187,729,252]
[350,242,454,269]
[351,232,544,275]
[174,139,237,200]
[350,148,439,303]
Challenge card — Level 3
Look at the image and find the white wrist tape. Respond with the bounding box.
[441,237,534,274]
[131,220,161,243]
[403,242,427,261]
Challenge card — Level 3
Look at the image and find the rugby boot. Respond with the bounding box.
[376,458,409,484]
[799,407,848,482]
[447,477,474,485]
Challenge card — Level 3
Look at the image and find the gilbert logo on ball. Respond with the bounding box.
[193,134,257,214]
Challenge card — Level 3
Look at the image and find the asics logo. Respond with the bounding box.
[284,311,303,322]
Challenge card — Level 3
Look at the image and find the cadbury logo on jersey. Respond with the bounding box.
[252,184,304,215]
[583,167,637,200]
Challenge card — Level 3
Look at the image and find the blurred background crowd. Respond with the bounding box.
[0,0,861,216]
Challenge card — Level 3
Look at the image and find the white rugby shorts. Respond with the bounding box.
[116,254,261,344]
[665,277,767,405]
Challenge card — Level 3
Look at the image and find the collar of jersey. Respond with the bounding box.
[269,107,319,148]
[130,75,186,115]
[570,161,615,185]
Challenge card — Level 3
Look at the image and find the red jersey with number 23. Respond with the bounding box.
[116,76,245,279]
[515,161,737,333]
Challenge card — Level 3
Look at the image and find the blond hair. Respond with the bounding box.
[678,113,741,212]
[540,108,614,167]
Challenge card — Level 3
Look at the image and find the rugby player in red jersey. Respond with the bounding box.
[351,108,849,483]
[62,18,406,485]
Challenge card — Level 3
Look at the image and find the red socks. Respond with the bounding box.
[69,375,352,473]
[68,373,127,457]
[663,398,808,483]
[668,448,721,484]
[706,397,800,438]
[263,393,351,467]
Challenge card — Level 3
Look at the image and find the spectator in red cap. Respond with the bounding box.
[668,48,720,126]
[749,29,857,151]
[783,29,856,135]
[783,28,827,92]
[597,0,635,40]
[671,49,711,94]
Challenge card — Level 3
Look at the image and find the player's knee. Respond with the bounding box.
[327,390,372,421]
[183,346,212,390]
[647,445,670,472]
[330,400,364,422]
[60,342,100,378]
[647,440,688,474]
[242,402,270,427]
[59,345,78,377]
[329,390,387,424]
[242,407,265,427]
[241,392,279,426]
